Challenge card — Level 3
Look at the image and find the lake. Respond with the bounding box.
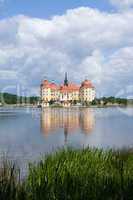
[0,107,133,167]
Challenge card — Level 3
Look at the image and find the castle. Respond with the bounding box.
[40,73,96,107]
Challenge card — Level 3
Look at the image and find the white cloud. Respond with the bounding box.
[0,7,133,96]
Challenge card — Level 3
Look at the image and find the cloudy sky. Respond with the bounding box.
[0,0,133,97]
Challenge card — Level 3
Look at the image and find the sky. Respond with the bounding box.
[0,0,133,97]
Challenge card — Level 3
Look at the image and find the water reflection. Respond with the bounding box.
[0,107,133,168]
[41,108,95,142]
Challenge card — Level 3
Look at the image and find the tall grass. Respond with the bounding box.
[0,148,133,199]
[0,159,27,200]
[27,148,133,200]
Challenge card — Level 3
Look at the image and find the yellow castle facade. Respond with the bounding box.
[40,73,96,107]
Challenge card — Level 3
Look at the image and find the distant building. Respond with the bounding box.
[80,80,96,103]
[40,73,96,107]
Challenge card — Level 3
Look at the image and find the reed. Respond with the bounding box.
[0,148,133,199]
[27,148,133,200]
[0,159,27,200]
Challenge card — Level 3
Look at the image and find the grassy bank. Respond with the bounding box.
[0,148,133,200]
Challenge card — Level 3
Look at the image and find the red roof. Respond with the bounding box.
[50,83,59,90]
[41,79,94,91]
[80,80,94,89]
[60,83,80,93]
[41,80,59,90]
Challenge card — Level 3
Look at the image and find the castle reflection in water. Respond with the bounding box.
[41,108,95,143]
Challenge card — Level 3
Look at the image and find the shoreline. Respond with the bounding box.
[1,104,133,109]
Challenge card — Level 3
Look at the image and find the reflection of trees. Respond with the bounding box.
[41,108,95,141]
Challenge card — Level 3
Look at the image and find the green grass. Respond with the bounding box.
[1,148,133,199]
[0,159,27,200]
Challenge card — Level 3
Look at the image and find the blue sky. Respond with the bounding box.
[0,0,133,97]
[1,0,113,19]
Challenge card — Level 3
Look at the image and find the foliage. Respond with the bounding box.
[0,93,40,105]
[91,97,128,106]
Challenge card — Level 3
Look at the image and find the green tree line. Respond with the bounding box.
[91,96,132,106]
[0,93,40,105]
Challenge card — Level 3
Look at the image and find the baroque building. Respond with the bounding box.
[40,73,96,107]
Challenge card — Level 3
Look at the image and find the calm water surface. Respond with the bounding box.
[0,107,133,165]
